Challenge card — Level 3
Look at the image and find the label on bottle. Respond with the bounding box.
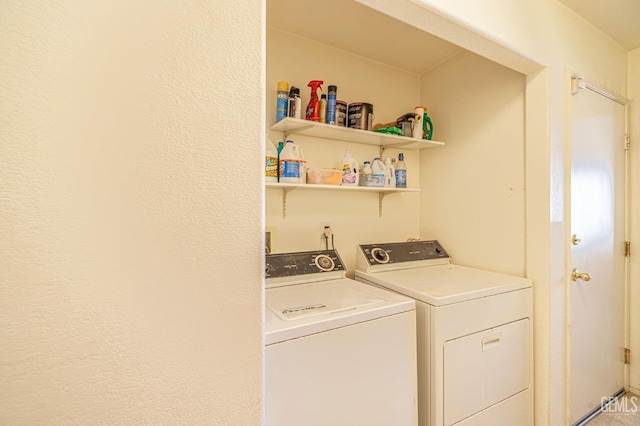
[327,94,337,125]
[396,169,407,188]
[342,164,357,184]
[280,159,300,179]
[266,155,278,178]
[276,97,288,122]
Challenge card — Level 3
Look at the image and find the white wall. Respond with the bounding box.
[420,50,526,276]
[266,28,422,273]
[629,47,640,394]
[0,1,263,424]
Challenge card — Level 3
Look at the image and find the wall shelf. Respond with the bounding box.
[270,117,444,150]
[266,182,420,218]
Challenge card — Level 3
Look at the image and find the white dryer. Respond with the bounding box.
[265,249,418,426]
[355,241,533,426]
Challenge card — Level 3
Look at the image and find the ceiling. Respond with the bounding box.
[558,0,640,51]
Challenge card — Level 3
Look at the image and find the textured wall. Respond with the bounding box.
[0,1,263,424]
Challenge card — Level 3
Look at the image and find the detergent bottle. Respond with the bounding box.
[306,80,324,122]
[423,107,434,140]
[341,150,359,186]
[279,139,303,183]
[265,136,278,182]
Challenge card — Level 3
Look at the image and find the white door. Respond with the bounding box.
[570,79,626,424]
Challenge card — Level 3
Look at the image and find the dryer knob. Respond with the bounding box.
[371,248,390,264]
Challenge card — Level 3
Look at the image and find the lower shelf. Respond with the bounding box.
[266,182,420,218]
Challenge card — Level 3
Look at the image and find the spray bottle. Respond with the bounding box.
[306,80,324,122]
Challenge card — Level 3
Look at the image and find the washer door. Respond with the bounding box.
[443,318,530,426]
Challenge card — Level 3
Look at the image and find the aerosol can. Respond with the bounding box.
[306,80,324,122]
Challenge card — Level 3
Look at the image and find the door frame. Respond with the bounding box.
[566,75,630,425]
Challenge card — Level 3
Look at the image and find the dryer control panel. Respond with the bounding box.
[266,249,346,281]
[357,240,450,272]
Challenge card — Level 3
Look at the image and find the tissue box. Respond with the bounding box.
[306,168,343,185]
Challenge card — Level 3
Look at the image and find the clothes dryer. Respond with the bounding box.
[355,240,533,426]
[265,249,418,426]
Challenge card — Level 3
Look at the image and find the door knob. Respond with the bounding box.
[572,234,581,245]
[572,268,591,282]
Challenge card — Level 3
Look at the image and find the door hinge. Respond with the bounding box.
[625,348,631,364]
[625,241,631,257]
[625,134,631,150]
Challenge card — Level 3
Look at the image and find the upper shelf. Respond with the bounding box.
[270,118,444,150]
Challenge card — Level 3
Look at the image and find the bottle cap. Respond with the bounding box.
[286,139,294,143]
[277,81,289,91]
[328,85,337,93]
[399,153,404,160]
[321,94,326,99]
[364,161,371,164]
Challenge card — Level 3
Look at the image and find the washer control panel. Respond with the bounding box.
[266,249,346,279]
[359,240,449,266]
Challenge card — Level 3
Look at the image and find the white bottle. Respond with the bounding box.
[279,139,302,183]
[384,158,396,188]
[371,157,386,187]
[298,145,307,184]
[265,137,278,182]
[413,106,424,139]
[341,150,359,186]
[361,161,372,186]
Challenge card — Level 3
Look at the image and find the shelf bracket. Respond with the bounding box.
[378,192,386,217]
[281,187,296,218]
[283,124,314,140]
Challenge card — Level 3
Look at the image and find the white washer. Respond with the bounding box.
[265,249,418,426]
[355,241,533,426]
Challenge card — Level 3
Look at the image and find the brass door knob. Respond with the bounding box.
[572,268,591,282]
[572,234,581,245]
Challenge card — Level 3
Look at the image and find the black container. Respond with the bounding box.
[347,102,374,130]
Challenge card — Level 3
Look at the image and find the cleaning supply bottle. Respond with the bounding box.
[341,150,359,186]
[327,85,337,125]
[423,107,434,140]
[395,153,407,188]
[288,86,301,119]
[320,94,327,123]
[384,158,396,188]
[372,157,386,186]
[276,81,289,123]
[298,145,307,184]
[279,139,302,183]
[412,106,424,139]
[306,80,323,122]
[361,161,372,186]
[265,137,279,182]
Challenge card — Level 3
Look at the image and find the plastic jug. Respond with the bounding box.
[279,139,303,183]
[384,158,396,188]
[265,137,278,182]
[341,150,359,186]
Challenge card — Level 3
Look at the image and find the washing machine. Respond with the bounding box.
[265,249,418,426]
[355,240,533,426]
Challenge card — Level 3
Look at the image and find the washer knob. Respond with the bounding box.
[315,254,335,272]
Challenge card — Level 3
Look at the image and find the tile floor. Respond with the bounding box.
[588,393,640,425]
